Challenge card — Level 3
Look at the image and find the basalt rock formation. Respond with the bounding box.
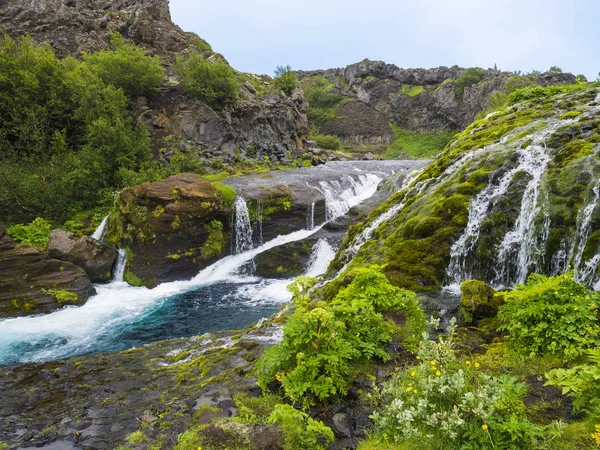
[0,224,95,317]
[0,0,309,164]
[298,60,576,150]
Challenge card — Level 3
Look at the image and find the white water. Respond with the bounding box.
[317,173,382,221]
[0,170,384,364]
[112,248,127,282]
[234,196,253,254]
[91,215,110,242]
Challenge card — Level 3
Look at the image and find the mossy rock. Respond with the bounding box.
[459,280,504,323]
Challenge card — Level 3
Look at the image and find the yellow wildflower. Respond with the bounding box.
[431,360,436,365]
[482,424,488,430]
[413,389,417,393]
[436,370,441,376]
[411,371,416,377]
[466,360,471,365]
[592,424,600,445]
[475,362,480,368]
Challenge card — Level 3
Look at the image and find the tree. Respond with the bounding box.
[549,65,563,73]
[273,65,298,96]
[84,32,165,99]
[174,53,239,109]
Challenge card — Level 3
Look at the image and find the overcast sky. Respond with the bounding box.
[170,0,599,80]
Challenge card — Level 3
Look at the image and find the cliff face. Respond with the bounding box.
[298,60,576,149]
[0,0,309,161]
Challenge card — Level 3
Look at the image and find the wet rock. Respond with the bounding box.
[47,230,118,283]
[331,412,352,438]
[253,238,318,278]
[0,224,95,318]
[459,280,504,323]
[107,173,231,287]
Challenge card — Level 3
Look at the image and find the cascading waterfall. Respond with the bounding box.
[307,202,315,230]
[91,214,110,242]
[256,199,264,246]
[234,196,253,254]
[317,173,382,221]
[112,248,127,282]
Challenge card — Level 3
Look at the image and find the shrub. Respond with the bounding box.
[545,349,600,413]
[7,217,52,249]
[84,32,165,98]
[255,267,425,406]
[300,76,346,128]
[497,273,600,361]
[369,318,564,449]
[273,65,298,96]
[267,404,334,450]
[174,52,238,109]
[312,133,340,150]
[454,68,485,100]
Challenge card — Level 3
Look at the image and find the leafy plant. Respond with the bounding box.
[454,68,485,100]
[7,217,52,249]
[311,133,341,150]
[545,349,600,413]
[255,266,425,406]
[174,52,239,109]
[368,318,564,449]
[497,273,600,361]
[267,404,334,450]
[273,65,298,96]
[300,76,347,128]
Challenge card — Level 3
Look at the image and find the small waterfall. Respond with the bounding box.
[113,249,127,282]
[234,197,254,254]
[91,214,110,242]
[256,199,264,246]
[307,202,315,230]
[305,239,336,277]
[317,173,382,221]
[572,178,600,277]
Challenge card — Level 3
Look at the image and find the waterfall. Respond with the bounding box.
[307,202,315,230]
[305,239,336,276]
[234,197,253,254]
[256,199,264,246]
[317,173,382,221]
[91,214,110,242]
[572,179,600,275]
[112,249,127,282]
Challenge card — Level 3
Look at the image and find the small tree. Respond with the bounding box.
[174,53,239,109]
[84,32,165,99]
[273,65,298,96]
[549,65,563,73]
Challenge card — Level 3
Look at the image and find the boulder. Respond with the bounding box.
[0,224,95,318]
[459,280,504,323]
[107,173,232,287]
[47,229,118,282]
[254,238,319,279]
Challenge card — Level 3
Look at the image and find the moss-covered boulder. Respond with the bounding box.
[107,173,233,287]
[459,280,504,323]
[0,224,95,318]
[253,238,318,279]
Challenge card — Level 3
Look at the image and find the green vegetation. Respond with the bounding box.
[299,76,347,129]
[84,32,164,98]
[7,217,52,249]
[0,34,152,224]
[267,404,334,450]
[40,288,80,305]
[368,318,562,449]
[174,52,239,109]
[273,65,298,96]
[311,133,341,150]
[382,124,456,159]
[213,181,236,205]
[256,267,425,406]
[454,67,485,100]
[498,273,600,361]
[401,84,424,97]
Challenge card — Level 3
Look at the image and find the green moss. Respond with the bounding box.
[553,140,594,168]
[200,220,225,259]
[558,110,583,120]
[124,270,144,287]
[401,84,424,97]
[299,75,347,129]
[126,431,148,445]
[213,182,236,205]
[54,290,79,305]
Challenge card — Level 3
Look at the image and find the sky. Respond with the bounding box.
[170,0,600,80]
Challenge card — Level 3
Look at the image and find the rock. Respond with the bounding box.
[107,173,231,287]
[362,152,374,161]
[0,224,95,318]
[47,230,118,283]
[253,238,318,278]
[459,280,504,323]
[331,412,352,438]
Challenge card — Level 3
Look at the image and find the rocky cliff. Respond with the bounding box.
[0,0,309,163]
[298,60,576,152]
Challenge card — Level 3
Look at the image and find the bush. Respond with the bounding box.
[369,318,563,449]
[312,133,341,150]
[545,349,600,413]
[84,32,165,98]
[300,76,346,128]
[267,404,334,450]
[454,68,485,100]
[273,65,298,96]
[255,267,425,406]
[174,52,239,109]
[497,273,600,361]
[7,217,52,249]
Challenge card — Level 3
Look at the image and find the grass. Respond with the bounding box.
[401,84,424,97]
[382,124,456,159]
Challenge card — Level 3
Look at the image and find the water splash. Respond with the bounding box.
[234,196,253,254]
[91,214,110,242]
[112,249,127,282]
[317,173,382,221]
